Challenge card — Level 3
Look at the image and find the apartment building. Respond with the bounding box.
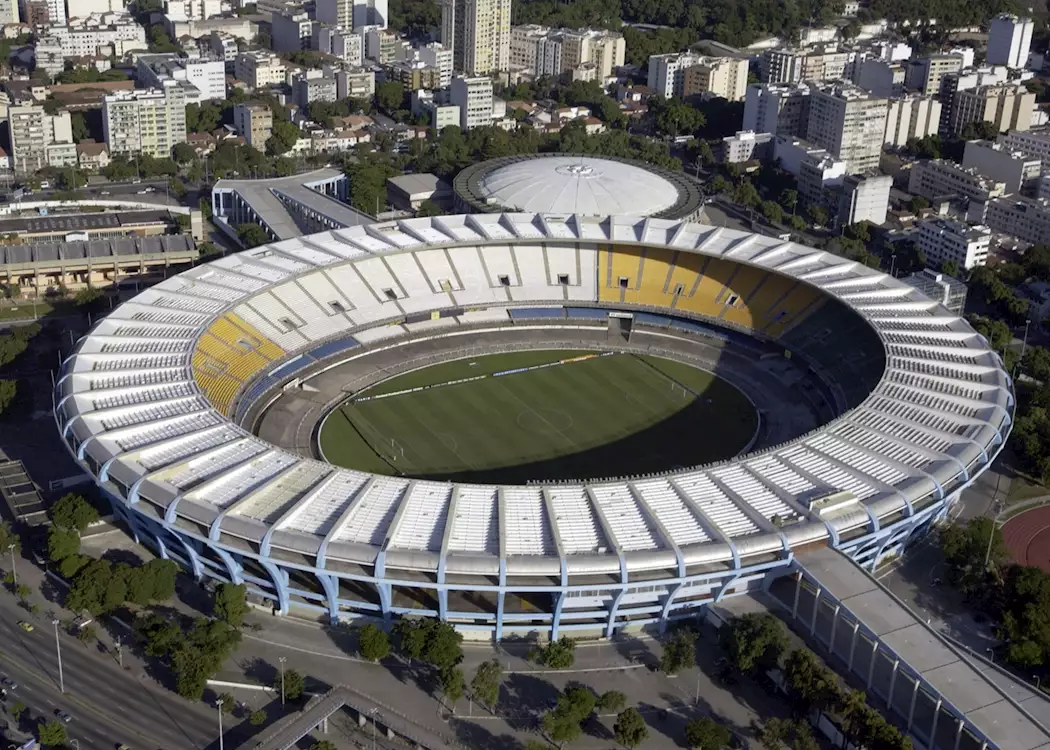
[799,48,854,82]
[853,58,905,97]
[441,0,511,75]
[908,159,1008,204]
[386,60,443,89]
[742,82,811,137]
[987,14,1033,68]
[450,74,493,129]
[904,54,964,95]
[961,139,1041,193]
[798,152,847,207]
[334,67,376,99]
[315,0,387,31]
[9,105,75,173]
[233,103,272,149]
[412,89,460,129]
[982,196,1050,244]
[42,15,147,57]
[937,67,1009,134]
[918,218,991,270]
[722,130,774,163]
[509,25,624,80]
[838,173,891,226]
[164,0,221,20]
[883,95,941,147]
[561,28,624,78]
[806,82,889,174]
[235,51,286,89]
[413,42,453,87]
[761,48,802,84]
[136,53,226,102]
[293,75,337,108]
[102,84,187,159]
[948,83,1034,134]
[272,11,315,52]
[648,52,748,101]
[998,129,1050,169]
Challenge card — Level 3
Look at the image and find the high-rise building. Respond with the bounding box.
[315,0,387,31]
[917,217,991,270]
[961,139,1041,193]
[904,55,964,95]
[981,196,1050,244]
[998,129,1050,170]
[806,83,889,174]
[9,105,75,173]
[987,14,1033,69]
[560,28,624,78]
[0,0,18,24]
[233,103,273,149]
[450,74,493,129]
[907,159,1007,206]
[648,52,747,101]
[883,94,940,147]
[948,83,1034,135]
[441,0,511,75]
[234,50,286,89]
[837,173,891,226]
[136,53,226,103]
[102,84,187,160]
[742,83,811,137]
[272,11,315,52]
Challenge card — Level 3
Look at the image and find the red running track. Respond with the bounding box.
[1002,506,1050,573]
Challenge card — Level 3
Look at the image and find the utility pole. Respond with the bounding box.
[368,707,378,750]
[51,619,64,693]
[7,543,15,588]
[115,635,123,669]
[216,698,224,750]
[279,656,286,706]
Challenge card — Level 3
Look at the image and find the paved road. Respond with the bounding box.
[0,598,218,750]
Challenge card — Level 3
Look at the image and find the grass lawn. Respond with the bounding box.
[0,301,51,320]
[319,351,758,483]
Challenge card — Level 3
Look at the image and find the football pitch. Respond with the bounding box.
[318,350,759,483]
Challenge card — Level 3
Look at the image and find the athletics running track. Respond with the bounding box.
[1002,507,1050,572]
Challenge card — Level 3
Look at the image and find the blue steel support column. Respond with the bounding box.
[659,583,683,632]
[606,555,629,639]
[212,547,244,584]
[259,559,290,615]
[156,535,169,561]
[495,559,506,641]
[171,533,204,580]
[374,550,392,624]
[318,573,340,623]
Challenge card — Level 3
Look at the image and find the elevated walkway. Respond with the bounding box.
[239,685,456,750]
[779,547,1050,750]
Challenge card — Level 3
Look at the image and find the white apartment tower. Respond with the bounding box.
[441,0,511,75]
[102,84,188,160]
[9,105,74,173]
[742,83,811,137]
[316,0,387,31]
[450,75,493,129]
[987,14,1033,69]
[806,83,889,174]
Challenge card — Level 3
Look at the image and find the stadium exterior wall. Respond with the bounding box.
[93,472,987,640]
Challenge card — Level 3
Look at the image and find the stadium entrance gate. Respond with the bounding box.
[608,311,633,343]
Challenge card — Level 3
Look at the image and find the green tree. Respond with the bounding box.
[761,200,784,225]
[279,668,305,701]
[0,379,18,417]
[779,188,798,215]
[806,203,828,227]
[0,521,19,557]
[660,628,696,675]
[440,666,465,710]
[375,81,405,114]
[393,617,463,670]
[249,710,267,726]
[9,701,25,720]
[685,716,731,750]
[70,112,90,142]
[720,613,787,675]
[709,174,729,195]
[357,622,391,662]
[542,686,596,747]
[309,742,335,750]
[598,690,627,713]
[266,120,299,156]
[909,195,930,214]
[940,517,1006,596]
[536,636,576,669]
[941,260,959,278]
[470,659,503,709]
[51,493,99,532]
[74,286,106,312]
[66,558,120,614]
[218,693,236,714]
[134,612,186,658]
[415,199,443,217]
[37,720,67,747]
[237,223,270,249]
[650,95,705,137]
[172,142,196,164]
[47,526,80,562]
[15,583,30,601]
[1024,346,1050,382]
[783,648,839,717]
[756,717,792,750]
[614,707,648,748]
[213,582,250,627]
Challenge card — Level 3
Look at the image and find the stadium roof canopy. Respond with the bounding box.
[56,213,1012,579]
[454,155,704,220]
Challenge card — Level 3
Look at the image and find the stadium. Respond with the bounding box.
[55,212,1013,640]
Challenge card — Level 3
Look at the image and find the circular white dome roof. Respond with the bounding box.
[476,156,682,216]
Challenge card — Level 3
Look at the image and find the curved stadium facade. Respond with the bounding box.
[55,213,1013,640]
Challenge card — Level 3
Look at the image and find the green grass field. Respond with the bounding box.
[318,351,759,483]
